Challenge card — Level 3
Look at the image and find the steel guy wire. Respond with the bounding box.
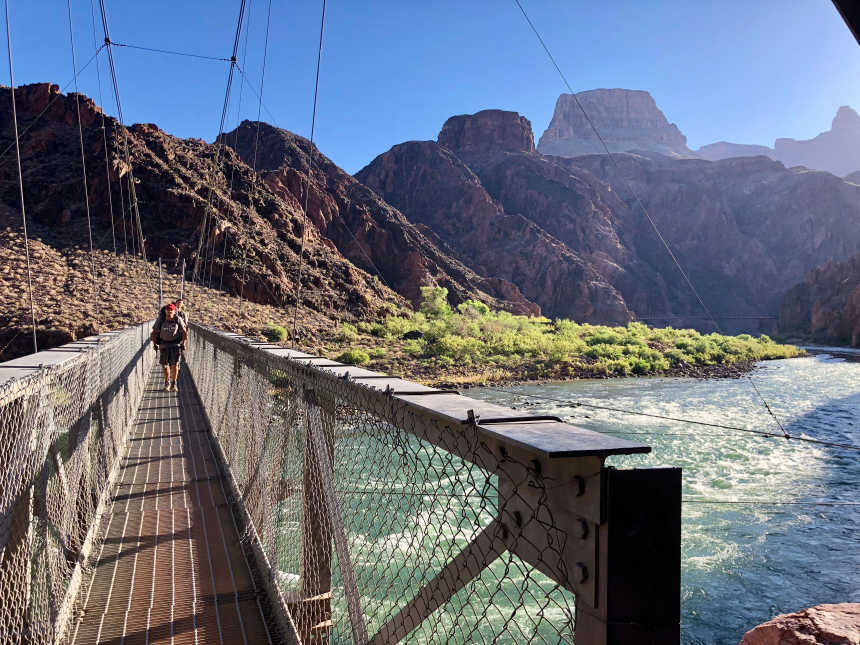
[482,385,860,452]
[110,41,232,62]
[512,0,790,439]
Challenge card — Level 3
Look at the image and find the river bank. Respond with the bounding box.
[309,288,803,386]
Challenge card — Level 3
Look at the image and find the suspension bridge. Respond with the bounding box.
[6,0,860,641]
[0,321,680,644]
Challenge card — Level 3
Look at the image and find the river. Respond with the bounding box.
[470,352,860,644]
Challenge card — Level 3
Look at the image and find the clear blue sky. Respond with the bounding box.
[5,1,860,173]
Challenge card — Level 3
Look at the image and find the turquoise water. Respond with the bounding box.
[471,353,860,644]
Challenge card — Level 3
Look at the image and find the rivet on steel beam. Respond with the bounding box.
[578,518,589,540]
[572,475,585,497]
[575,562,589,584]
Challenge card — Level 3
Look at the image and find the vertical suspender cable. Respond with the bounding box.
[116,148,128,258]
[291,0,326,336]
[191,0,247,288]
[66,0,97,286]
[97,0,147,266]
[4,0,38,353]
[240,0,272,304]
[219,0,255,293]
[89,0,117,257]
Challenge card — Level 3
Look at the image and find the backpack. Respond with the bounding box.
[159,318,183,343]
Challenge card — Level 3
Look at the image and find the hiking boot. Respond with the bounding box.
[163,381,170,392]
[171,381,178,392]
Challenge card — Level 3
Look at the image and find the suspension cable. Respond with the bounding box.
[191,0,247,286]
[111,40,232,62]
[239,0,273,304]
[513,0,790,438]
[211,0,253,292]
[4,0,37,354]
[481,385,860,452]
[97,0,148,269]
[66,0,97,288]
[89,0,116,257]
[291,0,327,337]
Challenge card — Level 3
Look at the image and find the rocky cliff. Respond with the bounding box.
[0,83,407,322]
[537,89,692,158]
[221,120,536,314]
[0,84,540,359]
[779,253,860,346]
[356,137,629,322]
[360,109,860,330]
[568,151,860,327]
[696,105,860,177]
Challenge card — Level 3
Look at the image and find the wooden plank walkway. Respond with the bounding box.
[67,364,272,645]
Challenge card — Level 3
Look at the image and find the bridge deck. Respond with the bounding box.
[68,364,272,645]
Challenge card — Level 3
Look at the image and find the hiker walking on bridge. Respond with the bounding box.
[154,297,188,327]
[151,303,187,391]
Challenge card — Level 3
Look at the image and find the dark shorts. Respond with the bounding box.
[159,345,181,366]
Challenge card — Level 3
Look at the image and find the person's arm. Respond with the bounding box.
[180,321,188,350]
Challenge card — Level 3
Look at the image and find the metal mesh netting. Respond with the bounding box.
[0,323,154,644]
[187,325,581,644]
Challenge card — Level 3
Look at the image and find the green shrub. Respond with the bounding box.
[263,322,288,342]
[402,339,424,356]
[456,299,491,316]
[337,323,358,342]
[419,286,453,319]
[380,294,800,375]
[368,347,386,358]
[336,348,370,365]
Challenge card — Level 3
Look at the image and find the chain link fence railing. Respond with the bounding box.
[0,322,154,644]
[186,324,676,645]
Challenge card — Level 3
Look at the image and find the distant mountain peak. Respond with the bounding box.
[832,105,860,131]
[537,88,692,158]
[437,109,535,156]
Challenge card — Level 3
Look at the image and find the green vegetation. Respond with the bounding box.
[337,348,371,365]
[341,287,802,381]
[263,322,288,342]
[337,323,359,342]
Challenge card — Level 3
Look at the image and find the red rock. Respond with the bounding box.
[356,139,629,322]
[438,109,535,156]
[739,603,860,645]
[780,254,860,346]
[223,120,538,315]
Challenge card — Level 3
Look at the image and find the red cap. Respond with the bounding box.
[165,303,177,312]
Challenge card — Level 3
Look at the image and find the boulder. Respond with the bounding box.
[739,603,860,645]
